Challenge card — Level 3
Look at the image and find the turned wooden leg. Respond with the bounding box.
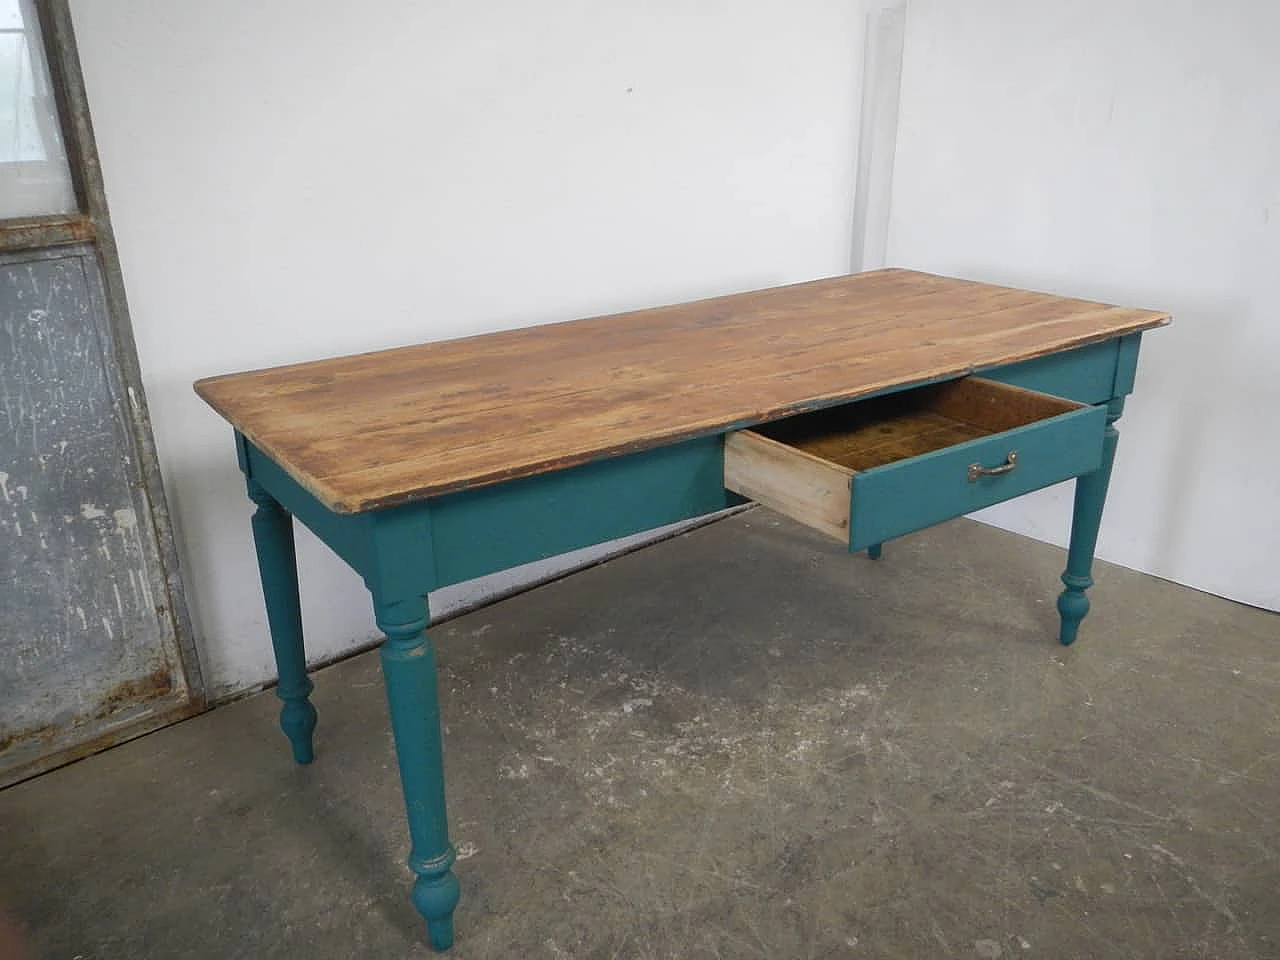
[375,593,460,951]
[1057,398,1123,646]
[247,478,317,763]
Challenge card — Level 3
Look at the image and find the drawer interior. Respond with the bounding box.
[749,377,1084,472]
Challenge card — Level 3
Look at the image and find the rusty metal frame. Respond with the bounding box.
[0,213,94,251]
[0,2,208,784]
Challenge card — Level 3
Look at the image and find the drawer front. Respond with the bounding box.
[847,404,1106,549]
[723,378,1108,551]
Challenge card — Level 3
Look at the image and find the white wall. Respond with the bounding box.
[69,0,865,696]
[886,0,1280,611]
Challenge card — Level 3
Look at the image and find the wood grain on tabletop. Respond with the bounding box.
[194,269,1170,513]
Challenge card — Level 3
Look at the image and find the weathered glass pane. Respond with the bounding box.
[0,0,76,218]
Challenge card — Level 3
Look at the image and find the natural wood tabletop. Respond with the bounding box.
[195,268,1170,513]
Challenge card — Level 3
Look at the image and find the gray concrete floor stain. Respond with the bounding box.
[1,513,1277,958]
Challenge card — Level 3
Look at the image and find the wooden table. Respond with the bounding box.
[196,268,1169,949]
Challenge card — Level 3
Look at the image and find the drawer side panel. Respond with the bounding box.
[724,431,852,542]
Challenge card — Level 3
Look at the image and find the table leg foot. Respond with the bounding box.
[416,869,461,951]
[248,477,317,763]
[279,695,318,765]
[1056,398,1122,646]
[376,593,460,951]
[1056,576,1092,646]
[867,542,883,560]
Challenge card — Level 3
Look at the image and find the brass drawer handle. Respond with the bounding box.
[967,450,1018,482]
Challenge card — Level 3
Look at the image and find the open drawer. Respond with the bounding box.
[724,377,1108,551]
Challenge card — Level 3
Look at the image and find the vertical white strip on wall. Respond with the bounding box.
[850,1,907,273]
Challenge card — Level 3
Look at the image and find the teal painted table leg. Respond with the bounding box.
[247,477,317,764]
[1057,398,1123,645]
[867,543,883,560]
[375,593,460,951]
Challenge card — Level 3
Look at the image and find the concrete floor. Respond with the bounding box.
[1,512,1277,959]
